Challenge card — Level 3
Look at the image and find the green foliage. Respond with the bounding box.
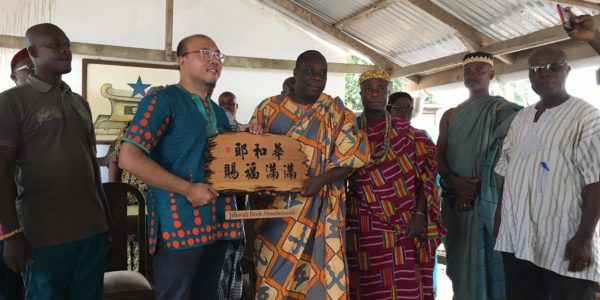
[424,94,438,104]
[344,72,363,111]
[491,80,529,106]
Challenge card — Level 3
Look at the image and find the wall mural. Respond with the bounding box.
[82,59,178,143]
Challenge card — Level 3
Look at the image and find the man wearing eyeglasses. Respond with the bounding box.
[0,47,31,300]
[437,51,522,300]
[119,34,260,300]
[493,47,600,300]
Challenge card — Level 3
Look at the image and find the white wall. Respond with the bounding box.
[0,0,349,124]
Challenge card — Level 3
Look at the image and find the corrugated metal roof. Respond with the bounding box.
[271,0,599,69]
[290,0,377,24]
[432,0,598,41]
[344,2,468,66]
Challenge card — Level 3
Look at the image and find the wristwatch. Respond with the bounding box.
[439,173,451,190]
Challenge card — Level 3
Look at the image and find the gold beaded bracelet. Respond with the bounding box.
[0,227,24,241]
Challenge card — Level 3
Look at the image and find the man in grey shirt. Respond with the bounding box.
[0,23,110,299]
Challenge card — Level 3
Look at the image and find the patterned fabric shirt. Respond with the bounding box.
[347,116,444,300]
[123,85,244,253]
[495,96,600,282]
[250,93,368,299]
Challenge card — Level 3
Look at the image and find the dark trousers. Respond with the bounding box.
[502,252,596,300]
[24,232,107,300]
[0,240,25,300]
[154,240,229,300]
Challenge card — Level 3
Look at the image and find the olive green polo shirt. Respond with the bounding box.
[0,75,107,248]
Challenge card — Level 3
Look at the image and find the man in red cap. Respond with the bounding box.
[0,48,31,300]
[10,48,34,86]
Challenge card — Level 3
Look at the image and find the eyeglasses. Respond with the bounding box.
[387,105,413,112]
[181,49,225,63]
[529,63,567,74]
[13,64,34,72]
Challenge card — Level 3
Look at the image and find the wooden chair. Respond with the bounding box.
[102,182,153,300]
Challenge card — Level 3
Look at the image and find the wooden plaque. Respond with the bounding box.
[205,132,309,193]
[225,208,301,220]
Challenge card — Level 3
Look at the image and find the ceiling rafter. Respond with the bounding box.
[407,0,495,48]
[392,14,600,77]
[164,0,174,61]
[0,34,375,74]
[334,0,399,30]
[406,0,516,64]
[260,0,410,79]
[407,38,599,91]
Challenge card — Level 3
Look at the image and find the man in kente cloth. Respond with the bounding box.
[437,52,522,300]
[250,50,368,299]
[346,70,444,300]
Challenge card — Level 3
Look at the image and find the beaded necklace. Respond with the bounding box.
[360,111,392,164]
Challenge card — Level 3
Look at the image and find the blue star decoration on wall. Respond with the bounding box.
[128,76,151,97]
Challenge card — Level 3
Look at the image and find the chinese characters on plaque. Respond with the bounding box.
[205,132,309,193]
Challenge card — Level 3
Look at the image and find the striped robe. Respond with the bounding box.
[347,116,445,300]
[495,96,600,282]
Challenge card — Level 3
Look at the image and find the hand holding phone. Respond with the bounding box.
[557,4,573,29]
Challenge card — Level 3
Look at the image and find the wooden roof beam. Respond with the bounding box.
[496,53,516,65]
[261,0,406,77]
[407,0,495,49]
[406,0,517,63]
[392,14,600,77]
[334,0,400,30]
[164,0,174,61]
[0,35,373,74]
[405,38,599,90]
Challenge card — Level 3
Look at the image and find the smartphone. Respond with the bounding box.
[557,4,573,29]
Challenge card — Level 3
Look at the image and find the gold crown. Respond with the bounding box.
[359,69,391,84]
[462,56,494,66]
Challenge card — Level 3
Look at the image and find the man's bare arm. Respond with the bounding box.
[577,182,600,238]
[118,142,217,206]
[0,146,32,273]
[0,147,19,235]
[565,10,600,55]
[564,182,600,272]
[436,108,479,209]
[436,109,453,177]
[493,175,504,239]
[300,167,352,197]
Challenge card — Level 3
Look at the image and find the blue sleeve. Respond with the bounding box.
[122,89,171,154]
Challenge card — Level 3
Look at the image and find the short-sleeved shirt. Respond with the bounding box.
[123,85,244,253]
[495,96,600,282]
[0,75,107,248]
